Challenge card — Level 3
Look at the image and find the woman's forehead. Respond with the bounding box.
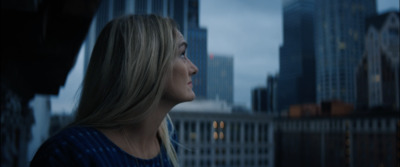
[176,31,186,46]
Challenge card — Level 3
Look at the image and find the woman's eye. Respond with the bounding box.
[180,52,186,59]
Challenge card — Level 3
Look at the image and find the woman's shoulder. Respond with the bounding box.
[38,126,102,151]
[30,126,115,166]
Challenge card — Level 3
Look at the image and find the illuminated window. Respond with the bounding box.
[213,121,218,129]
[374,75,380,82]
[338,41,346,50]
[219,132,224,140]
[190,132,196,141]
[213,132,218,140]
[219,121,224,129]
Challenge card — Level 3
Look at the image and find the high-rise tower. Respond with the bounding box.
[186,0,208,99]
[315,0,376,105]
[356,12,400,110]
[278,0,316,111]
[207,54,234,104]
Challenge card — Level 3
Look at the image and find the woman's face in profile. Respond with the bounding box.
[163,31,198,104]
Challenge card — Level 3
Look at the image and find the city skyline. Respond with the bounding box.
[3,1,397,166]
[200,0,398,109]
[51,0,399,113]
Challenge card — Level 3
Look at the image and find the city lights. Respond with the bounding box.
[213,132,218,140]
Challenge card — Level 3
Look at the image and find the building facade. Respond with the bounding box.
[315,0,376,105]
[252,87,268,112]
[266,74,279,113]
[170,111,274,167]
[207,54,234,104]
[274,114,399,167]
[188,27,208,99]
[1,86,34,167]
[187,0,208,99]
[278,0,316,111]
[356,12,399,110]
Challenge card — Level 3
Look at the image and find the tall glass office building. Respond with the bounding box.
[315,0,376,105]
[188,28,208,99]
[187,0,208,99]
[356,12,400,110]
[278,0,316,111]
[207,54,234,104]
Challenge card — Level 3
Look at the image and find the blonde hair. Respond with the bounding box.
[73,15,179,166]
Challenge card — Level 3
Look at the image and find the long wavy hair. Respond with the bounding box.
[72,15,179,166]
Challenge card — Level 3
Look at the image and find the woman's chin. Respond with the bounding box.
[183,93,196,102]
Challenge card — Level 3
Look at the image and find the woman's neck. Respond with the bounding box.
[99,100,176,159]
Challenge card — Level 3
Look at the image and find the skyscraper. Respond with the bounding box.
[207,54,234,104]
[278,0,316,111]
[315,0,376,105]
[356,12,400,110]
[266,74,279,113]
[187,0,208,99]
[252,87,267,112]
[173,0,188,36]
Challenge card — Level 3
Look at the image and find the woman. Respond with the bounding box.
[31,14,198,167]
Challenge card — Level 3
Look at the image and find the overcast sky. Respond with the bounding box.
[200,0,282,108]
[50,0,399,114]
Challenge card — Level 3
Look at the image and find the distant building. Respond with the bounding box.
[315,0,377,105]
[252,87,267,112]
[266,74,279,113]
[356,57,369,111]
[187,0,199,28]
[274,114,398,167]
[188,27,208,99]
[170,112,274,167]
[207,54,234,104]
[232,104,251,113]
[321,100,354,116]
[278,0,316,112]
[173,0,187,36]
[356,12,400,111]
[288,103,321,118]
[187,0,208,99]
[172,99,232,113]
[1,86,34,167]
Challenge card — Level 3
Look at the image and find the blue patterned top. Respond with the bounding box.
[30,126,174,167]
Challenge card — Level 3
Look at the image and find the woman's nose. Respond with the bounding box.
[189,60,198,75]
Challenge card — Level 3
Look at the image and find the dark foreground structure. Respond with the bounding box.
[1,0,100,166]
[274,112,399,167]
